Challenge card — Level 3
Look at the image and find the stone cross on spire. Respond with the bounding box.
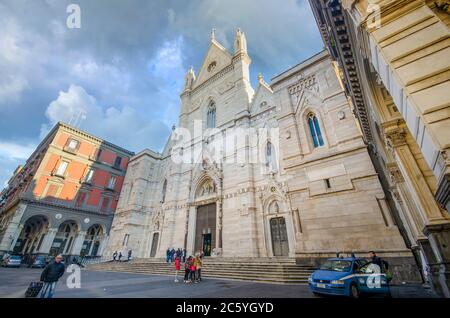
[210,28,216,41]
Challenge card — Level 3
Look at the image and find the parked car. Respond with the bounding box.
[31,256,47,268]
[308,257,390,298]
[1,255,23,268]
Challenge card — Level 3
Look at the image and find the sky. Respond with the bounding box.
[0,0,323,187]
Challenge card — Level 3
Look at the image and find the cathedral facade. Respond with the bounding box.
[105,29,413,268]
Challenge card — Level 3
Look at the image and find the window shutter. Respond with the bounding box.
[45,184,59,201]
[75,192,87,208]
[100,197,111,213]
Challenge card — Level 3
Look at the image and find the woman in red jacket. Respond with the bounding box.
[174,257,181,282]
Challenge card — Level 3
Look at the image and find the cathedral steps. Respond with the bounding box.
[87,257,315,284]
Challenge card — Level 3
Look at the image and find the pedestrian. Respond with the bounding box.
[118,252,122,261]
[196,255,203,282]
[190,257,197,283]
[184,256,192,283]
[174,256,181,282]
[369,251,383,268]
[166,248,170,263]
[171,248,176,262]
[369,251,392,282]
[128,249,132,261]
[113,251,118,261]
[39,254,65,298]
[28,254,35,268]
[182,248,186,263]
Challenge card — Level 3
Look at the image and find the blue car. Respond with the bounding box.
[1,255,22,268]
[308,257,390,298]
[31,256,47,268]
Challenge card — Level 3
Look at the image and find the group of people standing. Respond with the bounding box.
[112,249,132,262]
[166,247,186,263]
[174,254,203,283]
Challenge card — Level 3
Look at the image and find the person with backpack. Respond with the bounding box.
[190,257,197,283]
[39,254,65,298]
[113,251,118,261]
[193,255,203,283]
[184,256,193,283]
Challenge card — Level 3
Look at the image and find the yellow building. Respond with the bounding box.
[309,0,450,297]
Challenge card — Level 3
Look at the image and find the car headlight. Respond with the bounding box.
[331,280,345,285]
[308,276,313,283]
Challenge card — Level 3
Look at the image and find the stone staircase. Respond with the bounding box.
[87,257,315,284]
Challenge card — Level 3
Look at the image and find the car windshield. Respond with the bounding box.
[10,256,21,260]
[320,260,352,272]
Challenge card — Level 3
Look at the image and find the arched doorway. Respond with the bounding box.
[195,203,216,256]
[13,215,49,255]
[270,217,289,257]
[192,177,217,256]
[50,220,78,256]
[81,224,104,257]
[150,232,159,257]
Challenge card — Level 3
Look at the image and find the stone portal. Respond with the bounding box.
[195,203,216,256]
[270,217,289,256]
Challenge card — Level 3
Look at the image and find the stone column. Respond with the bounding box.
[183,208,190,250]
[70,231,87,256]
[386,127,450,296]
[2,224,23,252]
[0,203,27,255]
[385,128,444,223]
[215,200,223,253]
[186,206,197,256]
[38,228,58,255]
[97,235,109,257]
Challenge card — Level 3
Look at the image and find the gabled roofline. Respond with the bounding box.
[271,50,329,85]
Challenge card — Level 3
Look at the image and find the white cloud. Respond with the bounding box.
[0,18,30,102]
[42,84,170,152]
[147,37,185,126]
[0,141,36,160]
[148,36,184,81]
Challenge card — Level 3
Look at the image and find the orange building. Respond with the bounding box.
[0,122,133,260]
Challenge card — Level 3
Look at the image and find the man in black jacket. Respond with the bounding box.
[40,254,65,298]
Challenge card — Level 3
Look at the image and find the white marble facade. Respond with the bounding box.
[105,30,410,260]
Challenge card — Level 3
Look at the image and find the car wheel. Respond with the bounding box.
[350,283,360,298]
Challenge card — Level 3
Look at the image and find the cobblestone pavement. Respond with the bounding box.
[0,267,438,298]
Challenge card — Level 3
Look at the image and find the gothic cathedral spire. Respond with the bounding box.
[182,65,196,92]
[234,28,247,54]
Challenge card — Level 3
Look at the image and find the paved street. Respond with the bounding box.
[0,267,437,298]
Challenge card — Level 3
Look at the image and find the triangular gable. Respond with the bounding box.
[161,131,174,157]
[293,87,324,115]
[193,40,233,89]
[249,80,274,116]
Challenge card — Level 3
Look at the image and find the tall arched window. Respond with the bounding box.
[307,113,324,148]
[161,179,167,203]
[266,141,277,171]
[207,102,216,128]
